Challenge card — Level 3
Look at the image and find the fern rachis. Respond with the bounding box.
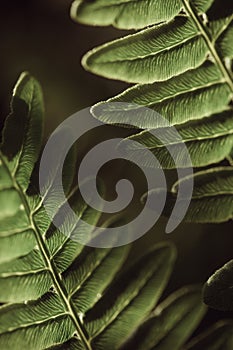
[0,70,232,350]
[72,0,233,313]
[0,0,233,348]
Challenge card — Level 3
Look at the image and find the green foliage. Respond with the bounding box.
[203,259,233,311]
[73,0,233,312]
[157,167,233,223]
[82,17,233,84]
[71,0,215,30]
[1,73,230,349]
[74,0,233,166]
[0,0,232,345]
[118,110,233,169]
[121,287,207,350]
[71,0,183,30]
[184,321,233,349]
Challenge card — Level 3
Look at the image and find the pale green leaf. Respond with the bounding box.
[71,0,216,30]
[144,167,233,223]
[0,229,36,264]
[117,111,233,169]
[71,0,182,30]
[171,167,233,223]
[0,293,75,350]
[82,16,208,83]
[92,62,232,128]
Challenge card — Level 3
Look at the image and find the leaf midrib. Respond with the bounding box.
[91,32,201,64]
[182,0,233,93]
[0,152,92,350]
[4,313,69,335]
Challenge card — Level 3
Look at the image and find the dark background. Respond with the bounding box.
[0,0,233,333]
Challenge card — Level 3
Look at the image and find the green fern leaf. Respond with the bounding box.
[73,0,233,322]
[154,167,233,223]
[93,61,231,126]
[71,0,183,30]
[0,73,213,350]
[0,73,44,264]
[81,15,232,84]
[71,0,215,30]
[77,1,233,171]
[142,167,233,223]
[121,286,206,350]
[117,110,233,168]
[0,73,124,349]
[203,259,233,311]
[217,20,233,59]
[227,147,233,165]
[82,16,210,84]
[84,242,176,349]
[184,321,233,349]
[175,167,233,223]
[1,72,44,190]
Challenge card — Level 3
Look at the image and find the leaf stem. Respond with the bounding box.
[182,0,233,94]
[0,153,92,350]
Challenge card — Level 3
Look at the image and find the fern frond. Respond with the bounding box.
[92,60,231,127]
[74,0,233,169]
[73,0,233,319]
[80,12,232,84]
[82,16,211,84]
[0,73,217,350]
[0,73,125,349]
